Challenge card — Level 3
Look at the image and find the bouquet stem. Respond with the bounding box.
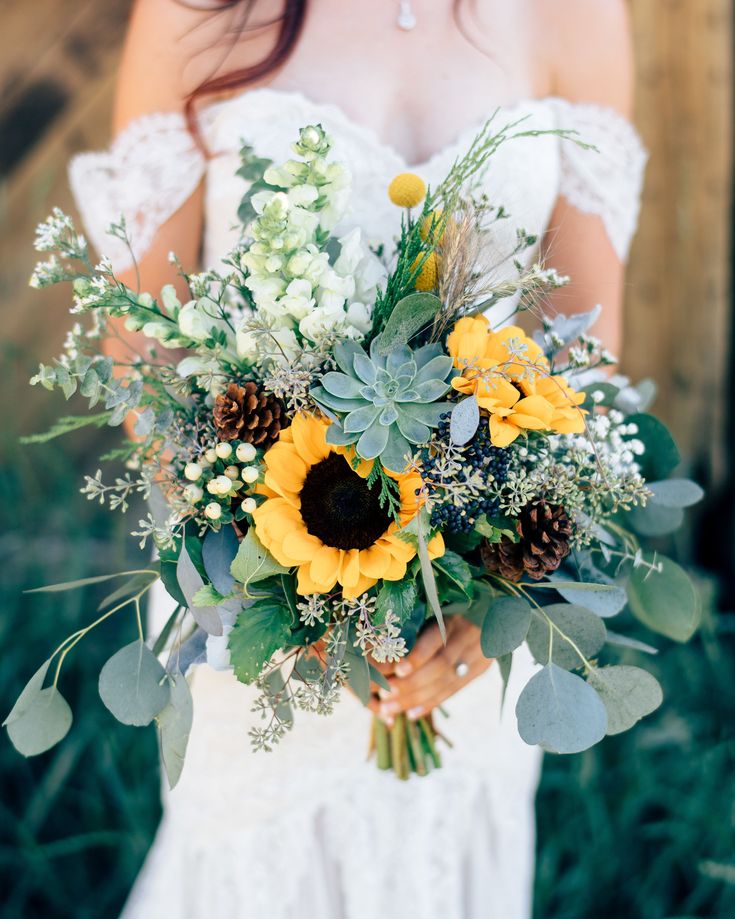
[372,712,442,779]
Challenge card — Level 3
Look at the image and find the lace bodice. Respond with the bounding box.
[69,88,647,287]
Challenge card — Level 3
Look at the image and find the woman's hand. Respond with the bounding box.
[368,617,492,726]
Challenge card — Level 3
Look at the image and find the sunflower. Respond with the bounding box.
[447,315,585,446]
[253,413,444,598]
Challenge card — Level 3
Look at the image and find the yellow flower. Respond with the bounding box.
[412,251,439,291]
[419,209,447,244]
[253,413,444,598]
[447,316,585,446]
[388,172,426,208]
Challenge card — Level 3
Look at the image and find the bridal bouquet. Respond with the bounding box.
[6,120,702,782]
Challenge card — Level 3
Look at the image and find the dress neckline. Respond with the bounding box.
[199,86,566,171]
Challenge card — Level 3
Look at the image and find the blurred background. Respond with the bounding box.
[0,1,733,917]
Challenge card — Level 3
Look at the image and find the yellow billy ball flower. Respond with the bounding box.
[388,172,426,208]
[412,251,439,292]
[419,209,446,244]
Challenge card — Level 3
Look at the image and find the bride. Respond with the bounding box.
[68,1,646,916]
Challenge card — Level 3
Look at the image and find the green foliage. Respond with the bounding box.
[374,292,442,353]
[97,642,171,727]
[229,529,291,596]
[526,603,607,670]
[376,577,418,627]
[625,413,681,480]
[227,594,292,684]
[20,411,113,444]
[480,596,532,658]
[4,661,73,757]
[587,665,663,735]
[156,669,193,790]
[628,554,701,642]
[516,663,608,754]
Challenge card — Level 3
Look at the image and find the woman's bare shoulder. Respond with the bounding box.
[536,0,633,113]
[114,0,281,131]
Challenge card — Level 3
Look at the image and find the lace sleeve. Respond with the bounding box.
[68,112,206,272]
[549,98,648,261]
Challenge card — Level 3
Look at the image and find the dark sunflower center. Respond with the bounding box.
[300,453,392,550]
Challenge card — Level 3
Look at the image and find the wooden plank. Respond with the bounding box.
[625,0,732,491]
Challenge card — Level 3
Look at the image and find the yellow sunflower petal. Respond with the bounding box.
[309,544,341,586]
[358,544,392,579]
[512,395,555,429]
[383,554,408,582]
[343,573,378,600]
[281,530,323,564]
[290,412,331,466]
[297,564,335,596]
[428,532,445,560]
[338,549,361,589]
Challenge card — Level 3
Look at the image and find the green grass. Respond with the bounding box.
[2,347,733,918]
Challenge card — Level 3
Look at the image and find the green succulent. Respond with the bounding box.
[311,338,454,472]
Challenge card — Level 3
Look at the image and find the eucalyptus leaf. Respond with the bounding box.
[202,525,239,595]
[25,572,135,594]
[230,529,290,597]
[551,580,628,618]
[628,501,685,537]
[625,413,680,480]
[497,653,513,708]
[605,630,659,655]
[4,660,74,756]
[432,550,473,600]
[156,669,193,789]
[6,687,72,757]
[480,597,532,658]
[368,664,392,694]
[98,641,171,727]
[449,395,480,446]
[648,478,704,508]
[587,665,663,734]
[515,663,607,754]
[177,542,223,636]
[526,603,607,670]
[628,554,700,642]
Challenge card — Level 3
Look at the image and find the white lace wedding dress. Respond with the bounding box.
[69,88,646,919]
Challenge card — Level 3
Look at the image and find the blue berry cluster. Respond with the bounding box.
[421,415,511,532]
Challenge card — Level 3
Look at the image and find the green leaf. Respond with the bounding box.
[481,596,532,658]
[156,669,193,789]
[25,572,138,594]
[628,553,700,642]
[376,578,418,626]
[432,550,473,600]
[449,395,480,445]
[550,580,627,618]
[526,603,607,670]
[20,411,113,444]
[375,292,442,353]
[369,664,392,693]
[177,542,223,636]
[417,511,446,642]
[648,478,704,508]
[202,526,239,595]
[227,596,292,684]
[344,642,371,706]
[605,630,658,655]
[475,515,519,543]
[97,573,158,611]
[497,653,513,708]
[191,584,226,607]
[625,413,680,480]
[587,665,663,734]
[628,502,685,537]
[4,661,73,756]
[98,641,171,727]
[515,663,608,754]
[230,529,290,597]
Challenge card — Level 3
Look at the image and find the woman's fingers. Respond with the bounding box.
[385,653,491,720]
[392,617,460,678]
[384,623,477,700]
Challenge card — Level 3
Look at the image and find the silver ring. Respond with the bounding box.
[455,660,470,679]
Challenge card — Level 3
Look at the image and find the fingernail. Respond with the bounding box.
[380,702,399,719]
[378,687,391,700]
[395,662,412,677]
[407,706,423,721]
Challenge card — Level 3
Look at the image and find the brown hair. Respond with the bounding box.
[183,0,308,140]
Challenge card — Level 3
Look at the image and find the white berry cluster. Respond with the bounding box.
[179,440,262,527]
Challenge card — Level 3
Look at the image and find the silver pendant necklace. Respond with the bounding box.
[397,0,417,31]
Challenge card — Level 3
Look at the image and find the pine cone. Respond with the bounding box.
[481,501,572,582]
[213,382,284,447]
